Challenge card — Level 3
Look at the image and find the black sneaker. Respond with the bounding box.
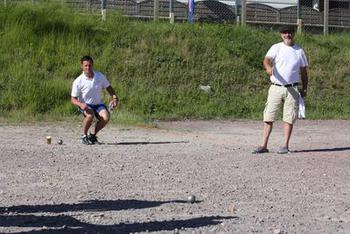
[88,133,98,144]
[81,135,93,145]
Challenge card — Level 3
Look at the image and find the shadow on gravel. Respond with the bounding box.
[102,140,189,145]
[0,199,195,214]
[1,215,236,233]
[294,146,350,153]
[1,200,236,233]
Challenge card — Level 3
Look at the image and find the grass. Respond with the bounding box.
[1,2,350,125]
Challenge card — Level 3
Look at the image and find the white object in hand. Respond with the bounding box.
[298,95,305,119]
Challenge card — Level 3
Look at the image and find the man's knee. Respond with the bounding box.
[264,121,273,127]
[98,110,110,123]
[84,110,95,120]
[100,116,109,123]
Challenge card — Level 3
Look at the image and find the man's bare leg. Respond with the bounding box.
[283,122,293,149]
[92,109,110,135]
[82,111,94,135]
[252,121,273,153]
[262,121,273,149]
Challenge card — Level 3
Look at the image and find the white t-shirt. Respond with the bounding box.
[71,71,110,105]
[265,42,308,85]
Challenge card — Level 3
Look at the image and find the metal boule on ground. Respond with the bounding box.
[187,195,196,203]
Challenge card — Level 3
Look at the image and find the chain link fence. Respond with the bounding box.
[3,0,350,34]
[244,0,350,33]
[61,0,238,22]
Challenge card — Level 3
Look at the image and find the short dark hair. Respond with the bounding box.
[80,55,94,64]
[279,25,295,33]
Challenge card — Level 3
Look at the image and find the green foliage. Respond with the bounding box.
[1,3,350,123]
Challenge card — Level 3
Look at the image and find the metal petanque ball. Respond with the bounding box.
[187,195,196,203]
[57,139,63,145]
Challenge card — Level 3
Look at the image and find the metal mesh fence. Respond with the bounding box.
[3,0,350,34]
[245,0,350,32]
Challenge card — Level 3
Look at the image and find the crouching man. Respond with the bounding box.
[71,55,119,145]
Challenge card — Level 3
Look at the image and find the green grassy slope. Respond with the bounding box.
[1,3,350,123]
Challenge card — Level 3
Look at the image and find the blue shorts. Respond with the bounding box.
[79,103,108,119]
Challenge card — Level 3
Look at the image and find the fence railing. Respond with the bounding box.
[3,0,350,34]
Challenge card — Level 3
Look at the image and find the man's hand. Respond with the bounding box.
[108,97,118,113]
[80,103,88,111]
[111,95,119,108]
[300,67,308,98]
[266,67,273,76]
[111,98,118,108]
[71,97,88,111]
[263,57,273,77]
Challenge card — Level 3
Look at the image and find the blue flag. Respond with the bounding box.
[188,0,194,23]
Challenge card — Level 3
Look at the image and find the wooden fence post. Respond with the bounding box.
[87,0,92,13]
[323,0,329,35]
[169,0,174,24]
[241,0,246,25]
[297,0,303,34]
[154,0,159,21]
[101,0,107,21]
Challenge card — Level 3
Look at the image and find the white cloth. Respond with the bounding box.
[71,71,110,105]
[298,95,306,119]
[265,42,308,85]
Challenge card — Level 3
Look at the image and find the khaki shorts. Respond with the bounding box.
[263,85,300,124]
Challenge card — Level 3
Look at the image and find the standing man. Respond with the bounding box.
[71,55,119,145]
[253,26,308,154]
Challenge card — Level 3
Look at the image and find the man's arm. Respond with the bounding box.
[71,96,87,111]
[263,57,273,76]
[106,86,119,108]
[300,66,308,97]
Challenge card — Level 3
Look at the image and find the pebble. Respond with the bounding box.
[228,203,236,213]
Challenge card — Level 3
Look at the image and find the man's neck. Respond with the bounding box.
[283,39,294,46]
[84,71,94,79]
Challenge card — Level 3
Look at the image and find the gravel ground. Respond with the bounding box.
[0,120,350,234]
